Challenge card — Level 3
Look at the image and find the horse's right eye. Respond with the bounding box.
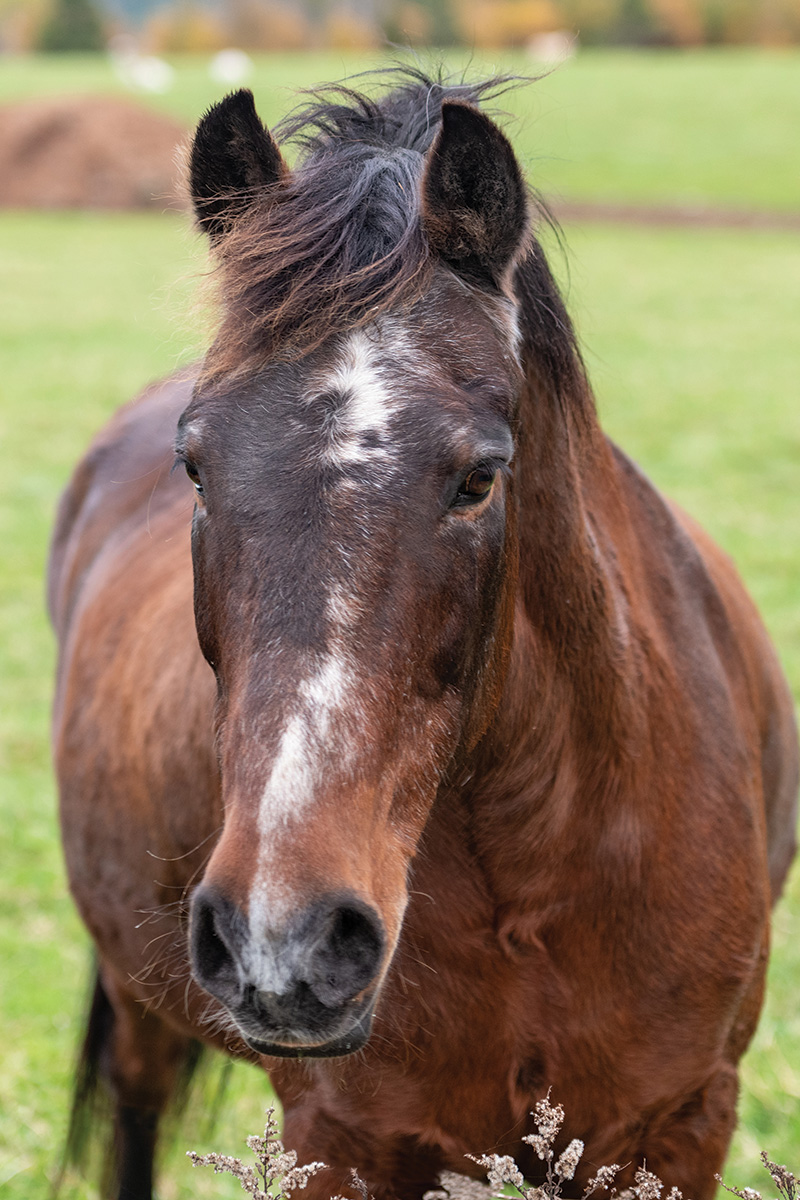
[185,462,204,496]
[453,463,496,507]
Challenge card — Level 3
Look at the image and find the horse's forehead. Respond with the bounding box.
[322,291,517,408]
[297,325,425,466]
[188,292,519,464]
[311,323,418,412]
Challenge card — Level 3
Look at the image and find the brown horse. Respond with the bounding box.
[50,73,798,1200]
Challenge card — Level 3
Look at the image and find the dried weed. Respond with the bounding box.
[189,1100,797,1200]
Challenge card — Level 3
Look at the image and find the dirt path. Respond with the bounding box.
[551,200,800,231]
[0,95,187,210]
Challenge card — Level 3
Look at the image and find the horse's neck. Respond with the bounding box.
[454,316,651,912]
[512,278,643,744]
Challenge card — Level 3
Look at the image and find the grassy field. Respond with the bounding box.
[1,49,799,211]
[1,50,798,1200]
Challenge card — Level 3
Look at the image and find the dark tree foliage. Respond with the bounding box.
[37,0,106,52]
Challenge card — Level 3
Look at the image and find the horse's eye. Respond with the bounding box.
[185,462,204,497]
[454,463,496,506]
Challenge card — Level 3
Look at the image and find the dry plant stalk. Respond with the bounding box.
[718,1151,798,1200]
[188,1099,797,1200]
[188,1107,327,1199]
[436,1092,681,1200]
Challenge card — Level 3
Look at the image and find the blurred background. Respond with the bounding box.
[1,2,798,1198]
[5,0,800,54]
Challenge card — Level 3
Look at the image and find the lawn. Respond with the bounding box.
[0,50,798,1200]
[0,49,799,211]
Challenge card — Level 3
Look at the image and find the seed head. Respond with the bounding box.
[555,1140,584,1182]
[467,1153,525,1194]
[634,1166,663,1200]
[585,1164,622,1195]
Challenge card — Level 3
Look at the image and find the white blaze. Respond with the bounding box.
[247,329,401,954]
[248,652,354,936]
[319,328,401,465]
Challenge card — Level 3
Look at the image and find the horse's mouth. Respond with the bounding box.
[240,1001,375,1058]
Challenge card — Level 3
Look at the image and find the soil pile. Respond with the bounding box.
[0,94,189,210]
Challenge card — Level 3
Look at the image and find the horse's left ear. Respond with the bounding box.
[190,89,288,240]
[421,102,528,288]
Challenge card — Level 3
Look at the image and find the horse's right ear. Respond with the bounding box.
[422,101,528,289]
[189,89,287,240]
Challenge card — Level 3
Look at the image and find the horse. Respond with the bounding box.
[50,71,798,1200]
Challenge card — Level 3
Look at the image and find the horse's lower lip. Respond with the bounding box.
[240,1004,375,1059]
[243,1029,367,1058]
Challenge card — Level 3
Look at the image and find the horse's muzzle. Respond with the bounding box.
[240,999,377,1058]
[189,885,385,1056]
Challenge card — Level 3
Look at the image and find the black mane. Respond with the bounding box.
[274,67,518,155]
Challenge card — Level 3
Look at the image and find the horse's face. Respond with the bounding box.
[183,90,529,1056]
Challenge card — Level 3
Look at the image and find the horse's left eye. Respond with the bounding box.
[185,462,204,497]
[454,464,496,506]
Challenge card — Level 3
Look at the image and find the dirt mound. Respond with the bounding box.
[0,94,189,211]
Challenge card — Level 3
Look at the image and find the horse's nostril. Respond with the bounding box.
[333,905,384,978]
[307,902,385,1008]
[190,888,241,999]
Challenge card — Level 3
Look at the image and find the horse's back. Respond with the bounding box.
[611,443,798,902]
[48,368,197,640]
[670,503,799,900]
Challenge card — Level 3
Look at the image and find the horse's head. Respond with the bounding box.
[182,83,529,1056]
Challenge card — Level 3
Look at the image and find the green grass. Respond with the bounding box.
[1,48,798,1200]
[553,222,800,693]
[1,49,799,211]
[517,49,800,212]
